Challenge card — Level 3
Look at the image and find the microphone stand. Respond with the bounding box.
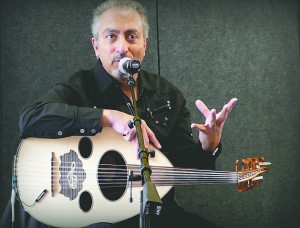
[125,71,162,228]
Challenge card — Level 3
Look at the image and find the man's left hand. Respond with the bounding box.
[191,98,238,152]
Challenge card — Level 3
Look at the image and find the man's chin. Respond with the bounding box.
[111,70,128,81]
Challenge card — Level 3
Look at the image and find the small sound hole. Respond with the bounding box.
[79,191,92,212]
[78,137,92,158]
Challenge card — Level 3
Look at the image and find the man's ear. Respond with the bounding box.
[91,37,99,57]
[144,37,149,56]
[144,37,149,49]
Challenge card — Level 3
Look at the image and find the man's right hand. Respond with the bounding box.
[102,109,161,154]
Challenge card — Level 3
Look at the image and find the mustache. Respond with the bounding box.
[112,53,127,64]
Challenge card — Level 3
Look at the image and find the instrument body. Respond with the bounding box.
[16,128,172,227]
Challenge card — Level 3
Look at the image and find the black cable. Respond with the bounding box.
[155,0,161,76]
[297,0,300,59]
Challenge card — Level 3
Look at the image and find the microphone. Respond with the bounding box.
[119,57,141,75]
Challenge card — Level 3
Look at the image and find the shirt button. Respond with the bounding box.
[91,129,96,134]
[80,129,85,134]
[57,131,63,136]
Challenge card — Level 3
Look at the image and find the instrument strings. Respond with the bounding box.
[14,158,239,189]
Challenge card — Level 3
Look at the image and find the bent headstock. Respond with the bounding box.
[235,157,271,192]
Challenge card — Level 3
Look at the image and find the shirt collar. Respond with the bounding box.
[138,70,158,93]
[93,60,121,93]
[93,60,157,95]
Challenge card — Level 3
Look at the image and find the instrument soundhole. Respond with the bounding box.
[78,137,92,158]
[98,150,127,201]
[79,191,93,212]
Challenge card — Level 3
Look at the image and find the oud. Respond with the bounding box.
[13,127,270,228]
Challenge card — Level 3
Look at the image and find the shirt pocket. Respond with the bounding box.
[145,98,180,139]
[147,100,172,126]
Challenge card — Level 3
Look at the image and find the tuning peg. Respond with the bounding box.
[252,176,263,181]
[258,162,271,166]
[235,160,239,172]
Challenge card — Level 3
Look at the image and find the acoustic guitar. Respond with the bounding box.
[13,127,270,227]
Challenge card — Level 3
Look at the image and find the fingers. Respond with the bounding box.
[193,98,237,130]
[110,111,161,150]
[222,98,238,114]
[124,121,161,160]
[142,124,150,148]
[217,98,238,122]
[145,126,161,149]
[196,98,237,122]
[123,128,136,141]
[123,120,161,149]
[195,100,218,127]
[195,100,210,118]
[206,108,216,127]
[191,123,206,132]
[141,120,161,149]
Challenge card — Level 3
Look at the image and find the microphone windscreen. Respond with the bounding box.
[118,57,132,74]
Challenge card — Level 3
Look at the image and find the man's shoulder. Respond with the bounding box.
[66,67,95,87]
[140,70,181,94]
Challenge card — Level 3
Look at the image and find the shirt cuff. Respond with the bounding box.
[212,147,219,155]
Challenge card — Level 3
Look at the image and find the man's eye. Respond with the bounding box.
[106,34,115,40]
[128,34,138,40]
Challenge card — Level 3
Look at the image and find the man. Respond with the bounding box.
[1,0,237,227]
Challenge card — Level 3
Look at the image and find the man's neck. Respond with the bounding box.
[121,74,138,103]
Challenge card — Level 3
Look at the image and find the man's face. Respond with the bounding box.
[92,7,148,81]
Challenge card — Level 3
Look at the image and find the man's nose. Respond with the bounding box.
[116,37,129,54]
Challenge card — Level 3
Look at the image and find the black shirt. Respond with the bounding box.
[19,60,220,169]
[3,60,223,227]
